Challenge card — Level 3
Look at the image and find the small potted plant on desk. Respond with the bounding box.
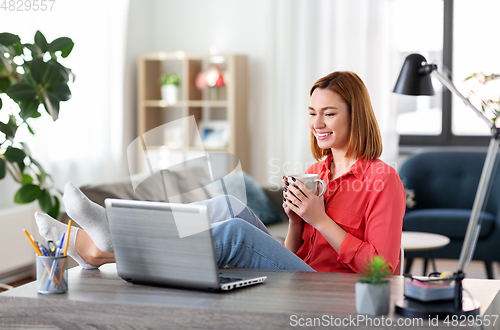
[160,73,180,104]
[356,255,391,315]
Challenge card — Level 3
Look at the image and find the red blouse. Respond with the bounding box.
[295,155,406,274]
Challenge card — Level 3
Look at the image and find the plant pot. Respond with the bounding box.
[355,282,390,315]
[161,85,178,104]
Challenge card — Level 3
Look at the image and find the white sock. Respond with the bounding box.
[35,212,98,270]
[63,182,113,252]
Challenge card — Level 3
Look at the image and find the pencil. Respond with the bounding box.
[63,220,72,256]
[59,219,72,283]
[23,229,42,256]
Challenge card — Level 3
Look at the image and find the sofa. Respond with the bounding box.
[71,167,290,243]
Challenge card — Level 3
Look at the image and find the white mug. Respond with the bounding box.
[286,174,327,197]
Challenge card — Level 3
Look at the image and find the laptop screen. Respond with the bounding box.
[106,199,220,290]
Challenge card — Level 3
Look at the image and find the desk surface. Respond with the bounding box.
[403,231,451,251]
[1,264,500,329]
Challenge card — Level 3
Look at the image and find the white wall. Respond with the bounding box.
[125,0,275,184]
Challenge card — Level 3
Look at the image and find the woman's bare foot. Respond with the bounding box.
[75,229,115,266]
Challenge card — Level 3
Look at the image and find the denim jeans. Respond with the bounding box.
[193,196,315,272]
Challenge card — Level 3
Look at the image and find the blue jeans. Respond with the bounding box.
[193,196,315,272]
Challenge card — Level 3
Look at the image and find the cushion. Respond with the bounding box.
[403,208,495,239]
[205,172,284,226]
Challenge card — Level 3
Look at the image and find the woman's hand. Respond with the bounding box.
[283,176,328,229]
[282,176,302,224]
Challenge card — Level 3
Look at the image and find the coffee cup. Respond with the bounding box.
[286,174,327,197]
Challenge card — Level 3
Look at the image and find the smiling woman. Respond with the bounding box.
[36,70,406,276]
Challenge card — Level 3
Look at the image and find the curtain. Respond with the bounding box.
[266,0,399,186]
[0,0,130,196]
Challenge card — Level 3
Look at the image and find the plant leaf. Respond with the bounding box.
[48,82,71,101]
[30,58,45,83]
[38,189,53,213]
[51,61,70,83]
[21,173,34,185]
[47,195,60,219]
[0,158,5,180]
[6,83,37,102]
[0,77,11,93]
[42,60,62,85]
[0,97,2,110]
[42,91,60,121]
[13,42,23,56]
[0,123,13,139]
[48,37,74,58]
[19,98,40,120]
[24,43,42,58]
[0,33,21,46]
[0,115,18,140]
[0,53,13,72]
[34,30,48,53]
[14,184,41,204]
[4,146,26,163]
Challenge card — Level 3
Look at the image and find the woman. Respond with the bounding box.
[35,71,405,274]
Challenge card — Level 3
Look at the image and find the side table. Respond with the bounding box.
[402,231,450,276]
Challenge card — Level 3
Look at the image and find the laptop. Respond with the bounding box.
[104,198,267,291]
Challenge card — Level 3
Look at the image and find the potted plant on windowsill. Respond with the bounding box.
[160,73,180,104]
[355,255,392,315]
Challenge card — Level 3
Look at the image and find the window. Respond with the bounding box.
[397,0,497,147]
[452,0,500,136]
[393,0,443,136]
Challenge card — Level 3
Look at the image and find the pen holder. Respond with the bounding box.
[36,255,68,294]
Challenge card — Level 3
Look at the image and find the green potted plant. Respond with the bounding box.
[160,73,180,104]
[0,30,74,218]
[355,255,392,315]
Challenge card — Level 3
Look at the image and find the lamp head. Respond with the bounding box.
[393,53,437,96]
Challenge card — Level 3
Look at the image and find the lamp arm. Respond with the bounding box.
[457,136,500,272]
[431,70,494,128]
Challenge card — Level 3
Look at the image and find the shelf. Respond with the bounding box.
[143,100,229,108]
[137,52,248,172]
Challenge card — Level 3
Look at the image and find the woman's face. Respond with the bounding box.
[308,88,351,153]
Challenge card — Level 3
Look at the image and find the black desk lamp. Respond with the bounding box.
[393,53,500,318]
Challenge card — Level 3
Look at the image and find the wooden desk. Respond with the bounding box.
[1,264,499,329]
[403,231,451,275]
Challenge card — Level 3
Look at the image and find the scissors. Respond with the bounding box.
[47,240,58,256]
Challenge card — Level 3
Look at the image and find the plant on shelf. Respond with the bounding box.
[0,30,74,218]
[159,73,180,104]
[464,72,500,124]
[160,73,180,87]
[195,65,225,100]
[355,255,392,315]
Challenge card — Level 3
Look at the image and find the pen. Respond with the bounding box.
[55,232,65,257]
[36,242,49,257]
[46,232,66,291]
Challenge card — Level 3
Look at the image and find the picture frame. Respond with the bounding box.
[197,120,229,149]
